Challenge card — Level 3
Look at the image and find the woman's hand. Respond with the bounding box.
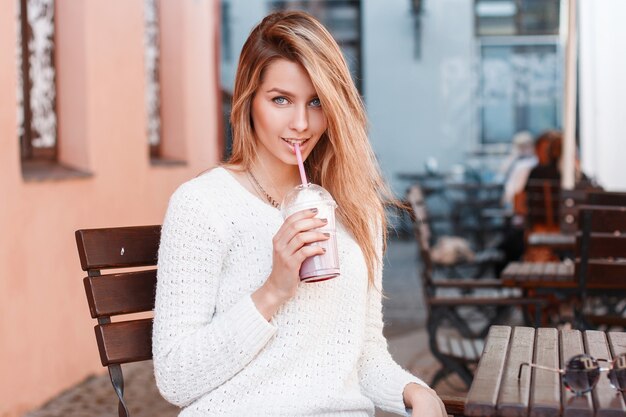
[403,383,447,417]
[252,208,329,320]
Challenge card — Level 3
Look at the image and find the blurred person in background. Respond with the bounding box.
[500,131,537,208]
[495,130,560,276]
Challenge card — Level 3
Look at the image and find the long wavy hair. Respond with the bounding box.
[226,11,399,289]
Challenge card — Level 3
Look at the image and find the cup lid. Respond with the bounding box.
[281,183,336,217]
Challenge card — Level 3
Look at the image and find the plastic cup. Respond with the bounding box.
[281,183,340,283]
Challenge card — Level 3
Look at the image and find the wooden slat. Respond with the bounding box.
[607,333,626,411]
[530,328,561,417]
[497,327,535,417]
[441,394,466,417]
[474,339,486,358]
[543,263,558,281]
[556,263,575,282]
[579,206,626,233]
[449,337,464,359]
[83,270,156,318]
[429,297,547,307]
[607,332,626,356]
[462,338,479,361]
[465,325,512,416]
[587,192,626,207]
[560,329,594,417]
[584,330,626,417]
[528,233,576,249]
[75,225,161,271]
[432,278,504,288]
[94,318,153,366]
[575,234,626,259]
[518,262,534,281]
[437,333,451,356]
[529,263,545,282]
[576,261,626,290]
[502,262,523,280]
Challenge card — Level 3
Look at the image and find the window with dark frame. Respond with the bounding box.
[474,0,560,36]
[474,0,562,144]
[144,0,163,160]
[269,0,363,92]
[17,0,58,163]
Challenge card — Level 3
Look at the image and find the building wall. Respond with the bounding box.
[579,0,626,191]
[0,1,221,415]
[363,0,476,193]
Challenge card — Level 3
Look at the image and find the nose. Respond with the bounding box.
[289,104,309,133]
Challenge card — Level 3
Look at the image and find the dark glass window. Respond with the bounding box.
[479,43,561,143]
[17,0,57,162]
[144,0,163,159]
[270,0,362,91]
[475,0,560,36]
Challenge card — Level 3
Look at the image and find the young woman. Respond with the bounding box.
[153,11,446,417]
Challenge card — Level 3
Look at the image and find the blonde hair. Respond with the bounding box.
[226,11,399,289]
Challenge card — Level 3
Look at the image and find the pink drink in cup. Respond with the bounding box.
[281,184,340,283]
[281,143,340,283]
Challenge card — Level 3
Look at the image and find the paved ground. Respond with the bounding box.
[26,238,465,417]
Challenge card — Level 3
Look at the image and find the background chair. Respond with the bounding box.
[406,185,544,389]
[575,206,626,330]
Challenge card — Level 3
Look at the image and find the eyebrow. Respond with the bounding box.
[265,88,318,99]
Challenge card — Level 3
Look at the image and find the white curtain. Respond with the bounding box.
[579,0,626,190]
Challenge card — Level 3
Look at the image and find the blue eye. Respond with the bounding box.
[272,96,288,105]
[309,98,321,107]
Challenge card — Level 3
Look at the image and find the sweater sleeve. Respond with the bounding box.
[152,183,277,407]
[357,225,429,416]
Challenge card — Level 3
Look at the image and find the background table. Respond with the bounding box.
[465,325,626,417]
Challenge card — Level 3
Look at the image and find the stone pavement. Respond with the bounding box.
[26,238,464,417]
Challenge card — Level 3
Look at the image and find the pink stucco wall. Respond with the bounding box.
[0,1,221,415]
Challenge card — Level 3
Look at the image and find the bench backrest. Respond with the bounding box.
[575,206,626,328]
[406,184,434,293]
[587,191,626,207]
[75,225,161,417]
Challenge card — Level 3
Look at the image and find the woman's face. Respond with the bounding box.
[251,59,327,168]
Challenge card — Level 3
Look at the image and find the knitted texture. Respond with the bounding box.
[153,167,427,417]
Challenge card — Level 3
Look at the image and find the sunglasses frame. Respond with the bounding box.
[517,353,626,396]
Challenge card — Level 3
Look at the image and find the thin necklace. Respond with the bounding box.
[247,169,281,209]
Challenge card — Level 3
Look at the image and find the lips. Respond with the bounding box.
[282,137,310,146]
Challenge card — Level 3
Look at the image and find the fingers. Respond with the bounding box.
[285,231,329,254]
[274,209,328,248]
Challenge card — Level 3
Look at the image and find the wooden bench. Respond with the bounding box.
[76,225,161,417]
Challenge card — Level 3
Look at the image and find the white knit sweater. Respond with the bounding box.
[153,167,427,417]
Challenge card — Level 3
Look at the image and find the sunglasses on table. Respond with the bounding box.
[518,353,626,396]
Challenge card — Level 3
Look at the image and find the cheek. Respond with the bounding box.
[251,102,273,135]
[312,111,328,133]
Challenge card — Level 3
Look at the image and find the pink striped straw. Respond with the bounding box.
[294,144,309,186]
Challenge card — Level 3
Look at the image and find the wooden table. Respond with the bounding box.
[501,262,575,289]
[465,325,626,417]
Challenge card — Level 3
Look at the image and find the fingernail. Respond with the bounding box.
[323,232,330,237]
[321,218,328,223]
[322,248,327,253]
[310,208,318,214]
